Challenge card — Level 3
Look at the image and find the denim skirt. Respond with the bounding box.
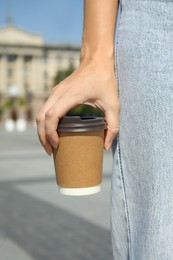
[111,1,173,259]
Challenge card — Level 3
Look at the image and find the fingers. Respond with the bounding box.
[36,67,120,155]
[104,101,120,151]
[45,96,80,143]
[104,126,119,151]
[36,83,67,154]
[36,120,53,155]
[37,94,80,154]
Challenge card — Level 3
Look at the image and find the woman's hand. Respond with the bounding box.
[36,58,120,155]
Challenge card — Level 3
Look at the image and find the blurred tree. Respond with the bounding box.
[4,98,18,121]
[4,98,13,109]
[54,63,75,85]
[17,97,26,106]
[0,106,4,122]
[53,64,104,117]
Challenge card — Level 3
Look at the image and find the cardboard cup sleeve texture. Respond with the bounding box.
[53,116,107,196]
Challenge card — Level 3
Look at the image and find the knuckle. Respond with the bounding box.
[45,109,54,119]
[45,131,51,137]
[52,81,64,92]
[52,86,57,93]
[36,113,43,124]
[45,127,55,137]
[107,124,119,135]
[111,128,119,135]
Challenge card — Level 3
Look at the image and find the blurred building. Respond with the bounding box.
[0,22,80,123]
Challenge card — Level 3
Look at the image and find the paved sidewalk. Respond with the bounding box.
[0,129,114,260]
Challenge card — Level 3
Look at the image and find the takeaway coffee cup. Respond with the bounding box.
[53,116,107,196]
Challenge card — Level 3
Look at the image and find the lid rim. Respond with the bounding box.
[57,126,107,133]
[57,116,107,132]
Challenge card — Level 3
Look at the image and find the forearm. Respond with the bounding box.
[80,0,119,64]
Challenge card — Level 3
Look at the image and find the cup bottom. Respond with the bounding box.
[58,185,101,196]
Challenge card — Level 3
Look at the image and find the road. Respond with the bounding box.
[0,128,114,260]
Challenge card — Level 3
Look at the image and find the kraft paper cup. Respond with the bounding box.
[53,116,107,196]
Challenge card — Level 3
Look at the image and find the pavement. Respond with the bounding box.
[0,128,114,260]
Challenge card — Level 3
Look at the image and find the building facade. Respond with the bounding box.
[0,23,80,124]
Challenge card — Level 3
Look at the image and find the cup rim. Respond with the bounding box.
[57,116,107,132]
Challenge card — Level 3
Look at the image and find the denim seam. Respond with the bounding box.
[117,136,132,259]
[115,4,132,259]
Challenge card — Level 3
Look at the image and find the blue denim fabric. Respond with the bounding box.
[111,1,173,259]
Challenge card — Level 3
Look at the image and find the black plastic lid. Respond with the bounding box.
[57,116,107,132]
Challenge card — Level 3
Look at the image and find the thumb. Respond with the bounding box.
[104,108,119,151]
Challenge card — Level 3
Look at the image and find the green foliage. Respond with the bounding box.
[17,97,26,106]
[0,106,4,117]
[53,64,75,85]
[4,99,13,108]
[66,104,104,117]
[53,65,104,117]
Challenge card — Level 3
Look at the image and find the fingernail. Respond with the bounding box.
[105,143,111,152]
[46,150,52,156]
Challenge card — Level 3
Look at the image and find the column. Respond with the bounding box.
[0,55,7,95]
[16,55,24,96]
[31,55,44,96]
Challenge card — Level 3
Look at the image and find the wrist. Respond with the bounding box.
[80,38,115,67]
[78,52,116,84]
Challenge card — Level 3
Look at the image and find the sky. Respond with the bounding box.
[0,0,84,44]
